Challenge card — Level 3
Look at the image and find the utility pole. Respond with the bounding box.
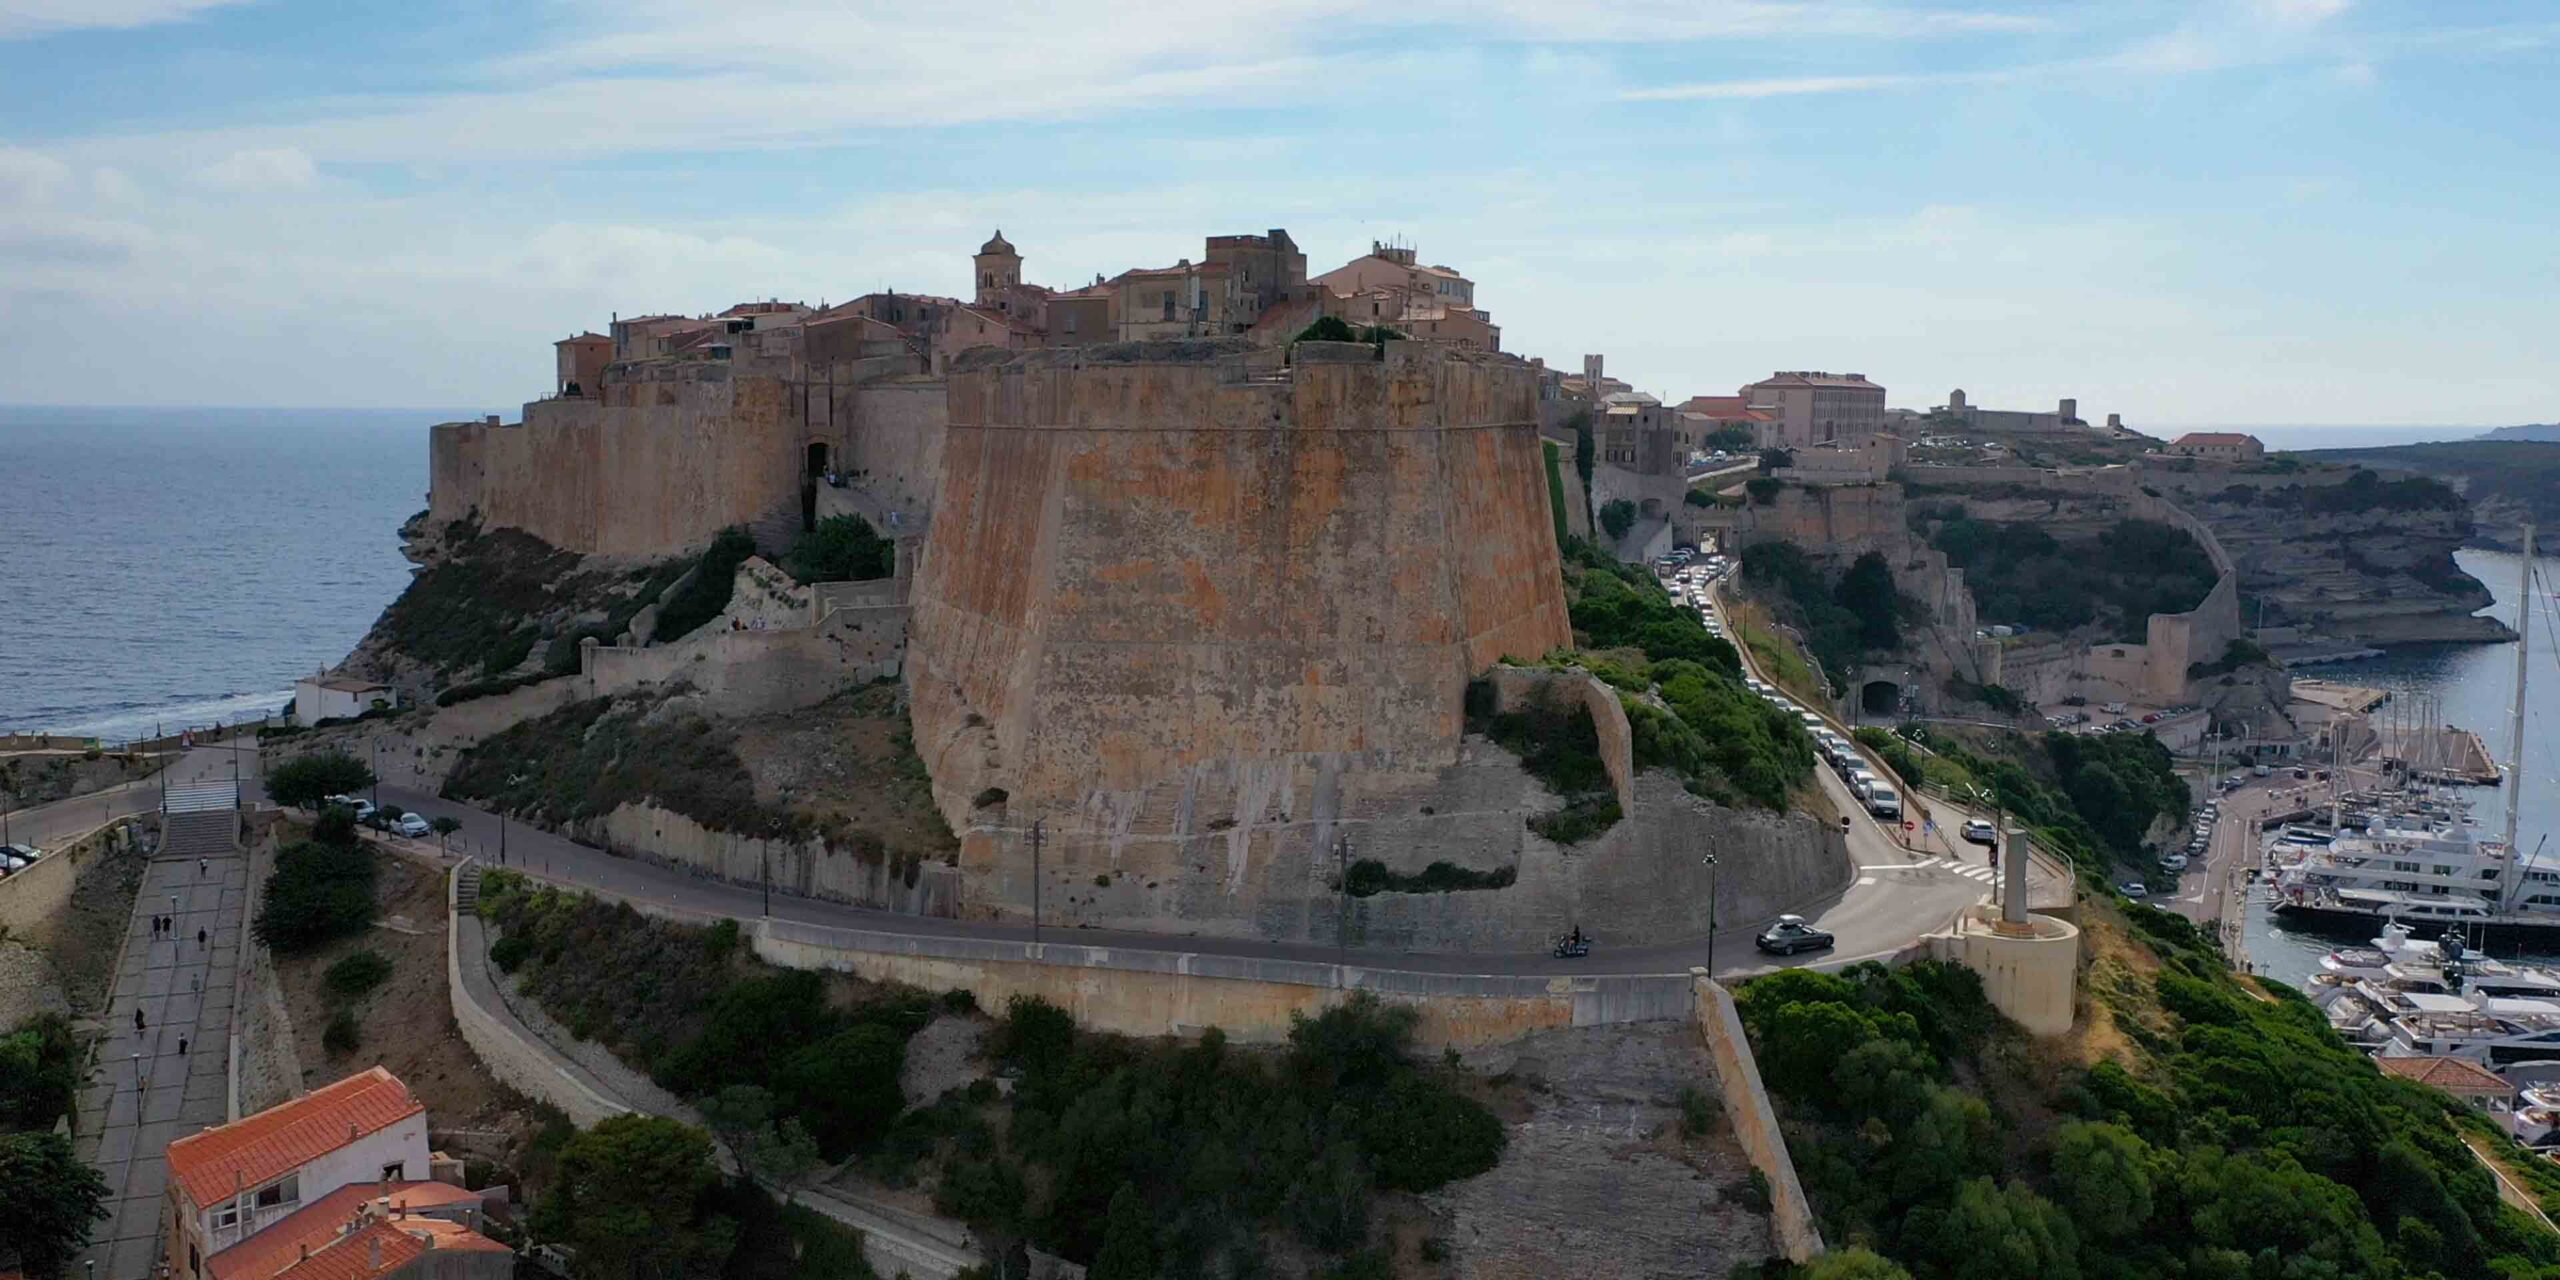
[498,812,507,867]
[370,738,380,809]
[1029,819,1044,947]
[1335,832,1352,988]
[761,838,772,917]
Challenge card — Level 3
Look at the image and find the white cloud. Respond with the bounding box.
[0,143,71,200]
[0,0,245,39]
[194,146,317,190]
[1624,71,1947,100]
[2249,0,2351,27]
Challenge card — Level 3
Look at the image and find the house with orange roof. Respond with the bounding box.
[205,1181,502,1280]
[2375,1054,2514,1112]
[162,1067,436,1278]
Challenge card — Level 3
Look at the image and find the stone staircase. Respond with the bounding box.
[455,864,483,913]
[161,781,239,858]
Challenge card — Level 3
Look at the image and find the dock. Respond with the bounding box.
[2379,723,2504,786]
[2293,679,2391,714]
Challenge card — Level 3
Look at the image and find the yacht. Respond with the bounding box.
[2305,923,2560,1065]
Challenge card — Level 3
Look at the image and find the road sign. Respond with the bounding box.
[1903,821,1916,832]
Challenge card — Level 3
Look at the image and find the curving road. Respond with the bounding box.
[346,579,2009,979]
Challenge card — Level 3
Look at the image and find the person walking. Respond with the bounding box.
[133,1007,145,1032]
[177,1036,189,1056]
[199,856,208,877]
[197,926,207,948]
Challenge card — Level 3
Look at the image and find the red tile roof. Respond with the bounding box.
[210,1183,480,1280]
[167,1068,423,1210]
[2375,1055,2511,1095]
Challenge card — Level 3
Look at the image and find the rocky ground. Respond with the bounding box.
[732,678,957,861]
[0,830,146,1026]
[1,748,166,809]
[1433,1022,1772,1280]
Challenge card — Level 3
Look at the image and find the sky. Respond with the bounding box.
[0,0,2553,426]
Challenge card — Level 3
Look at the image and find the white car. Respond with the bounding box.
[1962,819,1997,846]
[2161,854,2189,872]
[2118,881,2148,898]
[396,812,434,839]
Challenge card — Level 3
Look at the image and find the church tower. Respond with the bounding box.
[974,230,1021,307]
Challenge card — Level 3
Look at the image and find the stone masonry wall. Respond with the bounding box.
[429,373,803,559]
[905,340,1575,942]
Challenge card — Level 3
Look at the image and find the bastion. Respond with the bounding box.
[905,340,1588,944]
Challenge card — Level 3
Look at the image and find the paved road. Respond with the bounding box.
[74,847,247,1280]
[4,743,261,852]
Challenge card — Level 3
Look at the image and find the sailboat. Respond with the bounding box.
[2270,525,2560,944]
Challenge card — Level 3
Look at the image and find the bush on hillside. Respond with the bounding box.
[651,526,760,642]
[323,950,392,998]
[265,750,374,810]
[785,514,894,584]
[253,824,377,955]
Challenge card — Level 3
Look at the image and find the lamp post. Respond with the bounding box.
[369,738,380,809]
[1335,832,1352,988]
[1029,819,1043,948]
[1702,852,1721,976]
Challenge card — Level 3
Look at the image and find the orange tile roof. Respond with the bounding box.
[273,1221,424,1280]
[2376,1055,2511,1094]
[210,1183,478,1280]
[168,1068,423,1210]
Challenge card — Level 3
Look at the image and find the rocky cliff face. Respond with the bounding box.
[2167,484,2508,648]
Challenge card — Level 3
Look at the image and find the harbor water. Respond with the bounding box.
[2246,548,2560,987]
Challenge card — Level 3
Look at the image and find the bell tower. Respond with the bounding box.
[974,230,1021,307]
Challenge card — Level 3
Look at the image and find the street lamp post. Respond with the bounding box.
[1335,833,1352,988]
[1702,852,1720,976]
[1029,819,1044,948]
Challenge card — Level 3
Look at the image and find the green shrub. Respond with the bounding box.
[785,515,894,584]
[1599,498,1638,540]
[0,1013,82,1131]
[1680,1085,1721,1137]
[254,832,377,955]
[442,696,803,840]
[652,527,759,643]
[490,934,532,973]
[323,1008,361,1056]
[1294,315,1358,343]
[1342,859,1518,896]
[265,751,374,810]
[323,950,392,998]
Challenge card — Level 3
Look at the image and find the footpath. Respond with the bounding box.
[448,864,980,1279]
[72,848,248,1280]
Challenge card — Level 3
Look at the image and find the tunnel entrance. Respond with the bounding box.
[802,442,830,532]
[1861,680,1901,717]
[806,441,831,476]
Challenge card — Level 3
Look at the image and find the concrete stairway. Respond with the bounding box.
[161,781,239,858]
[455,864,483,913]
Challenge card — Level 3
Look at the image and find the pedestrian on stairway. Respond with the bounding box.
[199,856,208,877]
[197,927,207,947]
[134,1007,145,1032]
[177,1037,189,1056]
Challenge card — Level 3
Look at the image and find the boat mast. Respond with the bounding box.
[2499,524,2535,914]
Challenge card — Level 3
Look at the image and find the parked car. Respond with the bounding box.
[2118,881,2148,898]
[1962,819,1998,846]
[1756,915,1835,956]
[0,844,43,872]
[2161,854,2189,872]
[395,812,434,839]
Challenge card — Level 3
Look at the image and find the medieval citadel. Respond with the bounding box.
[362,224,2489,957]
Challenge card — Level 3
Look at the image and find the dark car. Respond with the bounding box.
[1755,915,1834,956]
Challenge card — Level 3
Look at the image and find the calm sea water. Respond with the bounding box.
[2245,548,2560,984]
[0,407,454,740]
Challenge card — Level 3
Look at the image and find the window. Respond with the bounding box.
[253,1173,299,1209]
[1062,312,1077,334]
[382,1160,407,1182]
[214,1206,240,1231]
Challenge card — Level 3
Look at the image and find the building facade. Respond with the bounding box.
[165,1068,435,1274]
[2167,431,2266,461]
[1742,371,1888,448]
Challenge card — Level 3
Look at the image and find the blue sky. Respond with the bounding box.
[0,0,2553,425]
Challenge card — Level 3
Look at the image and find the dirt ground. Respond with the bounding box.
[272,848,543,1157]
[732,680,956,860]
[1431,1023,1773,1280]
[0,749,167,809]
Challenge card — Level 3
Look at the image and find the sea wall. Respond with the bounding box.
[906,340,1577,939]
[1692,975,1824,1263]
[429,371,803,559]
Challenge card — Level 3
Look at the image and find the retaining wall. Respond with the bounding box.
[1691,973,1824,1263]
[753,916,1694,1050]
[0,822,109,935]
[232,833,302,1117]
[443,867,629,1127]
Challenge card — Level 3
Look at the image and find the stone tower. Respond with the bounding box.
[973,230,1021,307]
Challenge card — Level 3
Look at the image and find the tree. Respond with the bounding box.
[1599,499,1638,541]
[532,1115,734,1280]
[253,836,377,955]
[265,750,374,810]
[1705,424,1757,453]
[1920,1177,2080,1280]
[1294,315,1358,343]
[429,815,461,852]
[1758,447,1795,473]
[1801,1248,1914,1280]
[2050,1121,2155,1242]
[1834,551,1902,652]
[1090,1182,1158,1280]
[0,1131,110,1279]
[785,514,894,584]
[0,1014,80,1132]
[774,1023,907,1157]
[703,1086,824,1208]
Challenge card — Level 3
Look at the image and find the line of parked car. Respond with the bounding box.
[324,793,436,839]
[2117,798,2217,899]
[0,842,49,876]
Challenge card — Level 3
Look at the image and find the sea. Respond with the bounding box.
[0,406,464,741]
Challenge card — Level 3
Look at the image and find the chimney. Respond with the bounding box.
[368,1235,381,1271]
[300,1244,310,1262]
